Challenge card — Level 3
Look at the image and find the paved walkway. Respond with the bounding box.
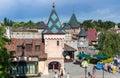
[41,62,120,78]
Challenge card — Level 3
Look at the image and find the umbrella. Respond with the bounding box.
[93,54,107,59]
[77,53,90,59]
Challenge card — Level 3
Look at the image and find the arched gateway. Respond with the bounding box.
[48,61,61,70]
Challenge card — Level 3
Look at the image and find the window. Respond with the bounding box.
[11,62,36,75]
[17,46,23,52]
[35,45,40,52]
[26,44,32,51]
[57,41,59,46]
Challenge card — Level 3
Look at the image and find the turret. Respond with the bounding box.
[77,28,89,53]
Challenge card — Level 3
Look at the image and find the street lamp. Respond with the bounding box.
[102,66,104,78]
[84,66,87,78]
[22,44,25,56]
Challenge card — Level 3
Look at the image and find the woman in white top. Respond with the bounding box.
[66,72,70,78]
[54,72,58,78]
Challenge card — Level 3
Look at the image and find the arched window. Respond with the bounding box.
[57,41,59,46]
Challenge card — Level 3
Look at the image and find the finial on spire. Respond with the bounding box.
[53,2,55,8]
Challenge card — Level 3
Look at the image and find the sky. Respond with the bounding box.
[0,0,120,23]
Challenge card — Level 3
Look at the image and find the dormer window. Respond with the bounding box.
[17,45,23,52]
[35,41,40,52]
[17,41,23,52]
[26,44,32,51]
[25,40,32,52]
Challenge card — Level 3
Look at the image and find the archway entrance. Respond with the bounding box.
[48,61,61,70]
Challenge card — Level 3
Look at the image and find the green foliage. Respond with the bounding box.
[98,30,120,57]
[104,21,115,30]
[0,48,13,77]
[13,22,22,27]
[4,17,13,26]
[3,18,117,30]
[82,19,96,30]
[13,20,39,28]
[118,23,120,28]
[82,19,115,31]
[0,26,13,77]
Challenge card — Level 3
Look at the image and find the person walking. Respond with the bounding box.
[66,72,70,78]
[92,65,96,78]
[54,72,58,78]
[60,69,64,78]
[107,63,111,73]
[118,64,120,73]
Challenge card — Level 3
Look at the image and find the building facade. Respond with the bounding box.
[77,28,89,53]
[5,3,66,77]
[5,29,47,77]
[43,3,66,72]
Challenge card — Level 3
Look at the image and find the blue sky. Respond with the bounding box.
[0,0,120,23]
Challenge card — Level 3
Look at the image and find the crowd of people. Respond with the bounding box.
[103,56,120,73]
[54,68,70,78]
[53,56,120,78]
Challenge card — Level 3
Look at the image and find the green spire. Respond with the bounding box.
[43,3,66,34]
[69,13,79,28]
[63,23,71,30]
[78,28,87,37]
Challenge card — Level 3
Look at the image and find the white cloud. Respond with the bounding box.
[0,0,120,23]
[95,8,111,15]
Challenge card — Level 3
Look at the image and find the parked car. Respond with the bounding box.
[96,62,103,70]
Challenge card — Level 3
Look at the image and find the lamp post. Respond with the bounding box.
[102,66,104,78]
[22,44,25,56]
[85,66,87,78]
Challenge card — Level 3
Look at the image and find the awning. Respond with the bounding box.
[77,53,90,59]
[64,44,77,51]
[93,54,107,59]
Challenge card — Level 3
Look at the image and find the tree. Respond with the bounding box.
[98,30,120,57]
[4,17,8,26]
[13,22,22,27]
[0,26,13,77]
[103,21,115,30]
[24,20,34,28]
[9,20,13,26]
[117,23,120,28]
[13,20,37,28]
[3,17,13,26]
[82,19,96,30]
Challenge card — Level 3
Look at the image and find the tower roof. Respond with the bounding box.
[86,28,97,41]
[63,23,72,30]
[78,28,87,37]
[69,13,79,28]
[43,3,66,34]
[37,21,47,29]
